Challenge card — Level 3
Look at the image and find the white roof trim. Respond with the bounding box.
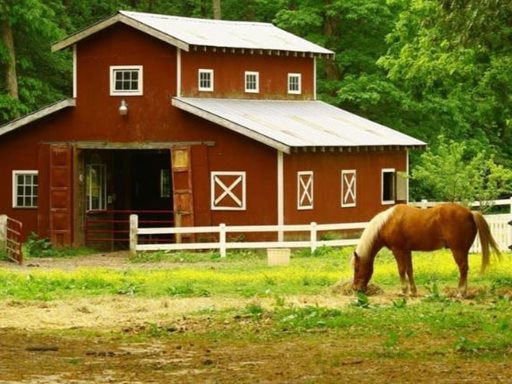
[172,97,291,154]
[52,11,334,58]
[0,99,76,138]
[52,13,190,52]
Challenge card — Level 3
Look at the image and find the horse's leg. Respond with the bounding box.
[392,249,409,296]
[451,249,469,298]
[405,252,417,296]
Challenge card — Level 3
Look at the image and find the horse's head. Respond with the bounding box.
[352,251,373,293]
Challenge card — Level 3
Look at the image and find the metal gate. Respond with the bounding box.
[0,215,23,264]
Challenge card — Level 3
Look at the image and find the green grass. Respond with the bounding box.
[3,247,511,358]
[1,247,510,301]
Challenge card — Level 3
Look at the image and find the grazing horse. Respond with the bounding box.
[352,203,500,297]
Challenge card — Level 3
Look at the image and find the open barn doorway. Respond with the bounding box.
[82,148,174,250]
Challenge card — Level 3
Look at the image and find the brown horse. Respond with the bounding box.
[352,203,500,297]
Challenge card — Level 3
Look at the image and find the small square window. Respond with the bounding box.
[110,66,143,95]
[288,73,302,94]
[12,171,38,208]
[245,71,259,93]
[198,69,214,91]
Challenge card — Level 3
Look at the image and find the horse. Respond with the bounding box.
[352,203,501,297]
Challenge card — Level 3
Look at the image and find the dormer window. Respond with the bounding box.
[198,69,214,91]
[110,65,143,96]
[288,73,302,94]
[245,71,259,93]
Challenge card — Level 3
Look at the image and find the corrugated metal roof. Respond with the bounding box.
[53,11,334,57]
[120,11,333,55]
[172,97,426,154]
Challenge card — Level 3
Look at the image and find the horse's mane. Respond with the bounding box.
[356,206,396,260]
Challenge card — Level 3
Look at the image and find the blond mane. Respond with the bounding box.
[355,206,396,260]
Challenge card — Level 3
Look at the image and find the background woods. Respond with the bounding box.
[1,0,511,201]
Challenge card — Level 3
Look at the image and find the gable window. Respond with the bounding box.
[198,69,214,91]
[297,171,313,210]
[110,65,143,95]
[211,171,246,210]
[12,171,38,208]
[341,170,356,207]
[288,73,302,94]
[382,168,396,205]
[86,163,107,211]
[245,71,259,93]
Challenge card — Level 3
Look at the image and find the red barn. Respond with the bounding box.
[0,11,425,249]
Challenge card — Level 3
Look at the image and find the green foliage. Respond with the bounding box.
[411,136,512,205]
[24,232,53,257]
[23,232,95,258]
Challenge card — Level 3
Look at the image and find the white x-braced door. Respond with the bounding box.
[341,170,356,207]
[297,171,313,210]
[211,171,246,210]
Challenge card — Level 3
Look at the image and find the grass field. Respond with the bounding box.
[0,247,511,383]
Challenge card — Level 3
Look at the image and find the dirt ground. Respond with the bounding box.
[0,253,510,383]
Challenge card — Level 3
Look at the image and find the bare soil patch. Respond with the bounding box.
[0,254,510,383]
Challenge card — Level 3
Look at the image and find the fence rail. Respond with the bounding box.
[0,215,23,264]
[129,199,512,257]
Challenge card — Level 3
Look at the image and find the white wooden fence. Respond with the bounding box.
[129,199,512,257]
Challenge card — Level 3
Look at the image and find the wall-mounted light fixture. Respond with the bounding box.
[119,99,128,116]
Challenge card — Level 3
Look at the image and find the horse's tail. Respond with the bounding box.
[472,211,501,274]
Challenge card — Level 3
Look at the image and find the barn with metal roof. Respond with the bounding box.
[0,10,425,249]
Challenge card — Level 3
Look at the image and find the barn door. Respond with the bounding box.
[49,144,73,246]
[171,146,194,240]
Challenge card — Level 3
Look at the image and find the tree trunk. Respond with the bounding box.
[1,19,18,100]
[213,0,222,19]
[323,14,339,81]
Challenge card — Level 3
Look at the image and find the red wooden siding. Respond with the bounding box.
[283,150,408,224]
[180,51,315,99]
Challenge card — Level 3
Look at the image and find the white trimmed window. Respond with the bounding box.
[341,170,356,207]
[245,71,259,93]
[110,65,143,95]
[86,163,107,211]
[198,69,214,91]
[297,171,313,210]
[211,171,246,210]
[12,171,38,208]
[160,169,171,198]
[382,168,396,205]
[288,73,302,94]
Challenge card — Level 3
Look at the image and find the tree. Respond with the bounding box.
[411,136,512,210]
[0,0,70,123]
[375,0,512,161]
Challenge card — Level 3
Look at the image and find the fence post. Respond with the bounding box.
[175,212,182,244]
[129,214,138,257]
[0,215,6,253]
[310,222,317,253]
[421,199,428,209]
[219,223,226,257]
